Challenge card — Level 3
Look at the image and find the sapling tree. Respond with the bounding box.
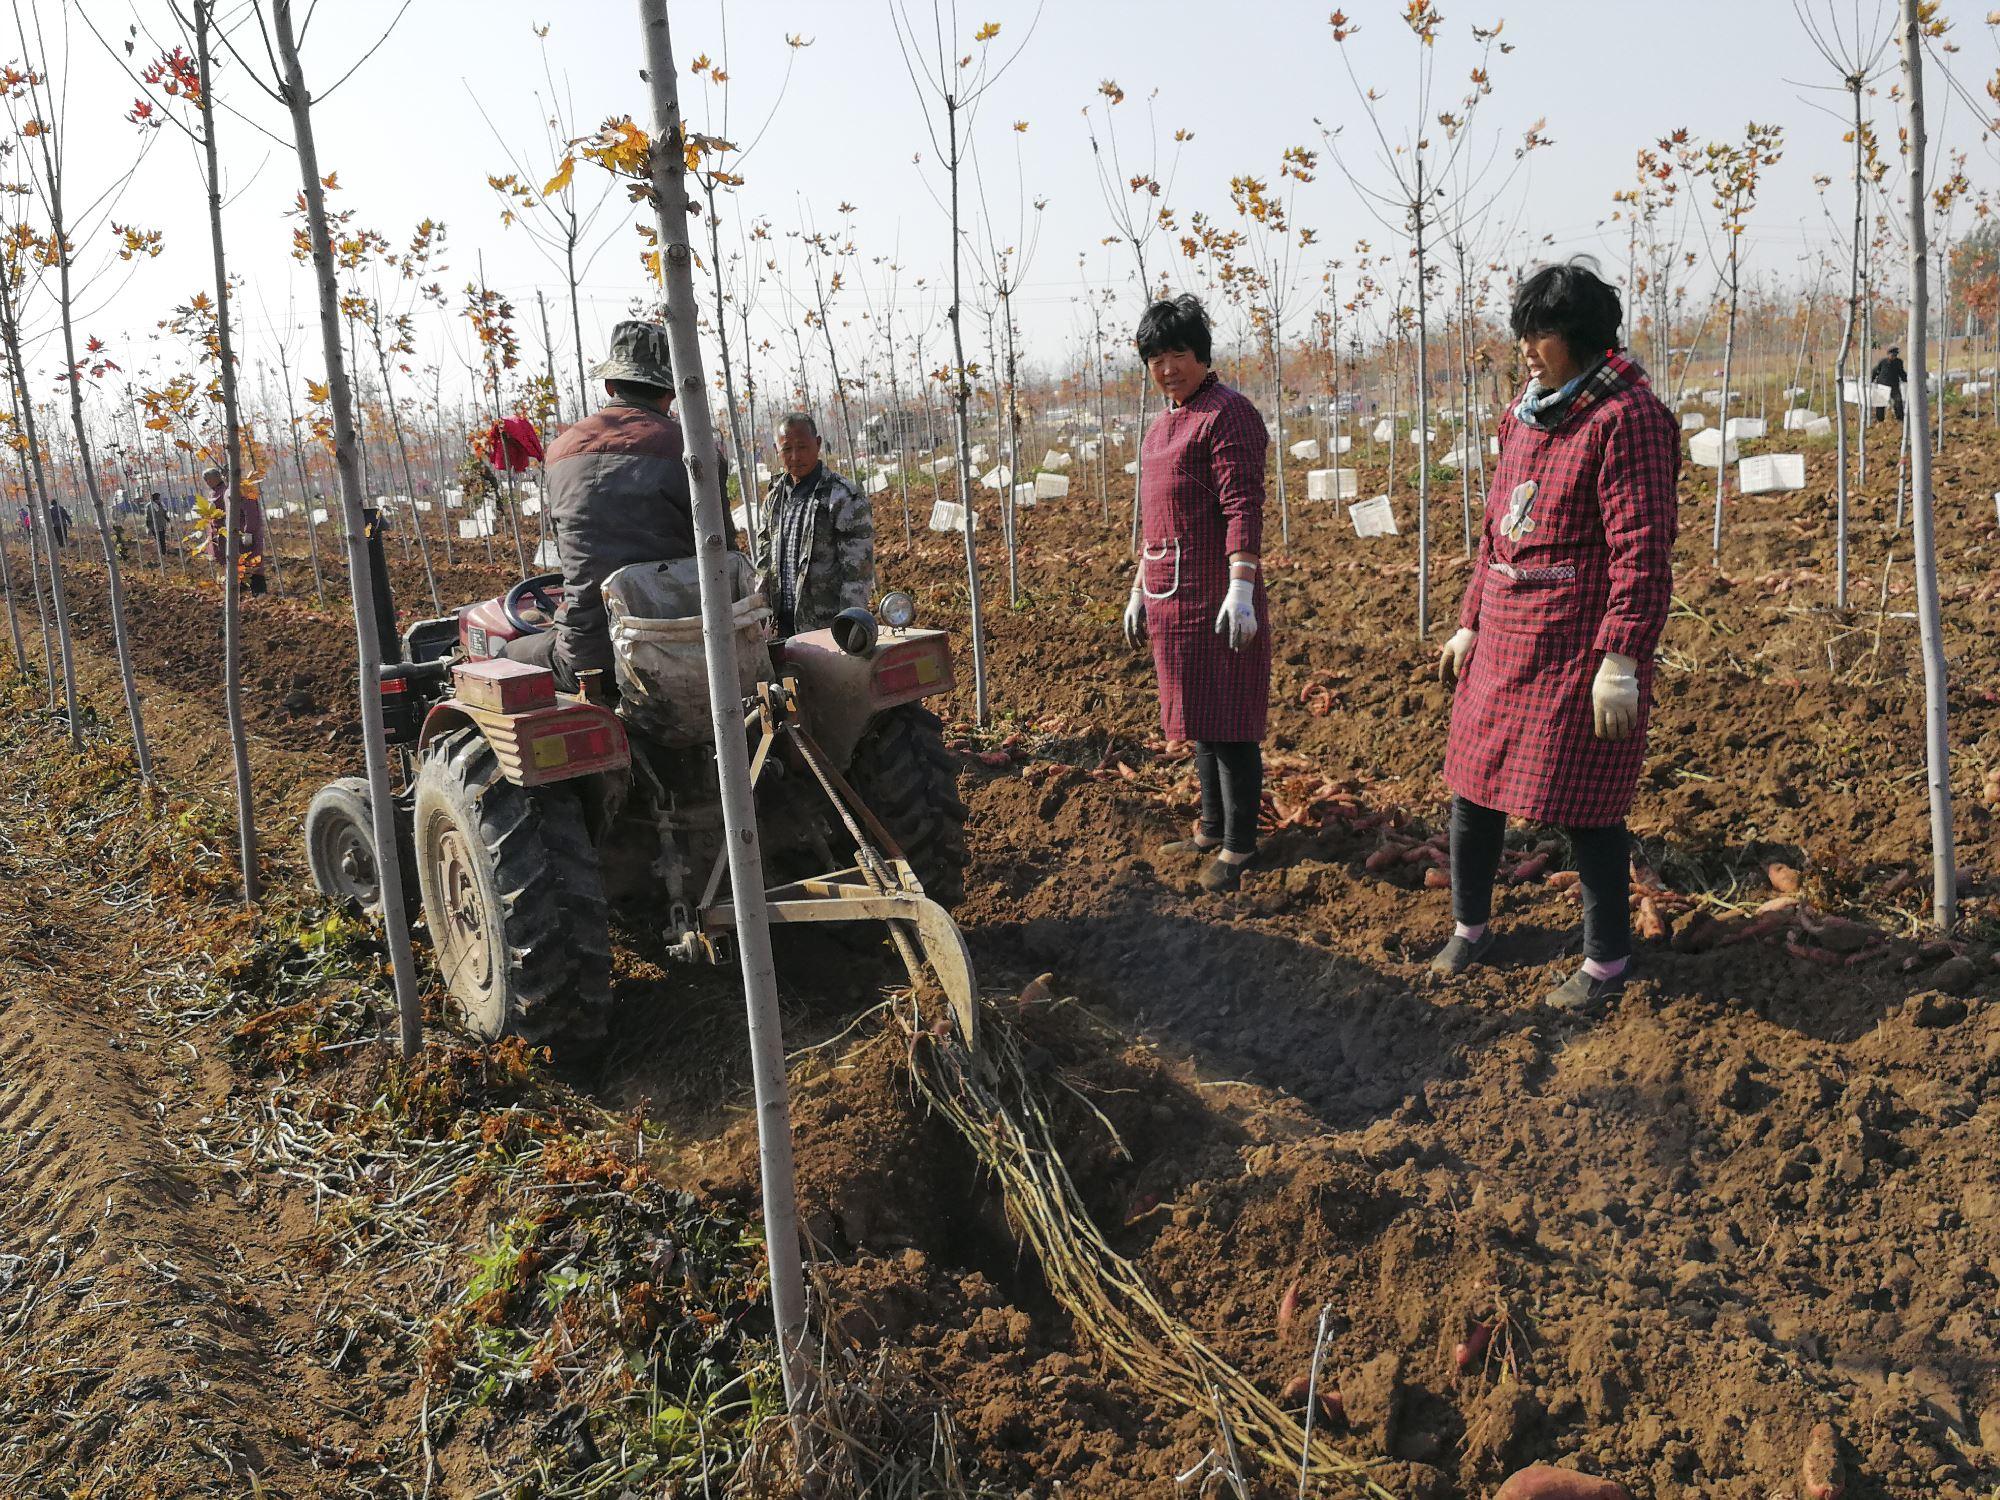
[1808,1,1896,612]
[680,32,811,543]
[1896,0,1958,932]
[255,0,426,1056]
[123,5,267,899]
[463,271,531,575]
[0,147,77,733]
[971,118,1046,602]
[1674,121,1784,563]
[1083,79,1187,549]
[1227,147,1317,547]
[886,6,1041,726]
[3,38,156,776]
[1323,4,1541,637]
[475,22,624,425]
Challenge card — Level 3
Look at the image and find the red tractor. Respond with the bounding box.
[304,553,975,1052]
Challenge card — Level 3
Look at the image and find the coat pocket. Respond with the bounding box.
[1140,538,1182,601]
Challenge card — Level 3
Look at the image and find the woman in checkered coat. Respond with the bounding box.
[1121,296,1271,894]
[1432,261,1680,1011]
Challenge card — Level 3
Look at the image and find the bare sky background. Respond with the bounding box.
[21,0,1996,411]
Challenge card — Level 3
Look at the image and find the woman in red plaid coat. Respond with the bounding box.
[1433,261,1679,1011]
[1122,295,1272,894]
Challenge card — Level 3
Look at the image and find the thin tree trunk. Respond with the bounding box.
[634,0,816,1447]
[702,184,756,547]
[194,0,258,901]
[1899,0,1958,932]
[43,190,151,777]
[1413,183,1432,639]
[1835,83,1862,613]
[946,97,990,724]
[273,341,329,604]
[273,0,425,1054]
[1712,250,1738,563]
[1001,286,1020,606]
[0,493,25,674]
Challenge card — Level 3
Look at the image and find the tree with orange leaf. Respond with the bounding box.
[886,6,1041,724]
[1323,4,1542,637]
[1,35,154,778]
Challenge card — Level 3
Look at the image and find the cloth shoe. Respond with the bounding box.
[1546,963,1630,1014]
[1161,834,1223,858]
[1198,855,1252,893]
[1428,929,1496,977]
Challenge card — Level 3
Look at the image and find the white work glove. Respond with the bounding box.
[1214,576,1258,650]
[1592,652,1640,741]
[1123,582,1147,647]
[1438,627,1477,687]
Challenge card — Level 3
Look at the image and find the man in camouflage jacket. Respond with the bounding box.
[757,411,875,636]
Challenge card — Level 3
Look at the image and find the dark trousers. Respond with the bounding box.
[1450,795,1631,962]
[1193,741,1262,856]
[500,628,579,691]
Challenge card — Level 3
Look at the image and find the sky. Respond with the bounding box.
[17,0,1998,418]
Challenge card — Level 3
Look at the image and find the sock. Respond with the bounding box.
[1217,848,1253,865]
[1582,955,1629,981]
[1454,922,1487,942]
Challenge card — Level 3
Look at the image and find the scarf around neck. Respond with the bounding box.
[1513,351,1634,431]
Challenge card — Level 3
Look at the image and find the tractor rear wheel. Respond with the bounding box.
[412,729,612,1047]
[845,703,969,909]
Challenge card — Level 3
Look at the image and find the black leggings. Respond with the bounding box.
[1194,741,1262,856]
[1450,795,1630,962]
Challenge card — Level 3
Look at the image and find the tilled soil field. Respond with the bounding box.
[3,404,1998,1498]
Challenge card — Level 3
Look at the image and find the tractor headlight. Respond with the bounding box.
[877,590,917,630]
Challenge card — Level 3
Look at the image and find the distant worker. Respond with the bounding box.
[757,411,875,636]
[1869,345,1907,422]
[202,466,268,595]
[49,501,71,549]
[1122,293,1272,896]
[1434,258,1679,1013]
[144,490,172,561]
[501,319,694,691]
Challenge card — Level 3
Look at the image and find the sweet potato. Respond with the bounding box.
[1453,1319,1491,1373]
[1634,897,1668,943]
[1545,869,1581,892]
[1277,1279,1300,1338]
[1493,1466,1632,1500]
[1786,934,1847,967]
[1801,1420,1845,1500]
[1510,852,1550,884]
[1765,861,1802,894]
[1364,847,1401,874]
[1423,867,1451,890]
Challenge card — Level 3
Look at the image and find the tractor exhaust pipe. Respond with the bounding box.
[362,507,402,664]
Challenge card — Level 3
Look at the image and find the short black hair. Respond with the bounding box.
[1510,258,1622,360]
[1135,293,1213,366]
[608,378,669,404]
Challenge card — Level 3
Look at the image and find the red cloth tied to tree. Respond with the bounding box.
[485,416,545,473]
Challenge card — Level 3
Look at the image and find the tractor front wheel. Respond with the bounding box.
[845,703,970,909]
[304,776,417,919]
[412,730,613,1048]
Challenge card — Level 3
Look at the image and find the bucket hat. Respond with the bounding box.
[589,319,675,388]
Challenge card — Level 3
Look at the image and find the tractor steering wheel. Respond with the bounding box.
[503,572,564,635]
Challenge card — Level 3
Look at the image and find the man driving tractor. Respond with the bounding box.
[758,410,876,636]
[503,320,696,691]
